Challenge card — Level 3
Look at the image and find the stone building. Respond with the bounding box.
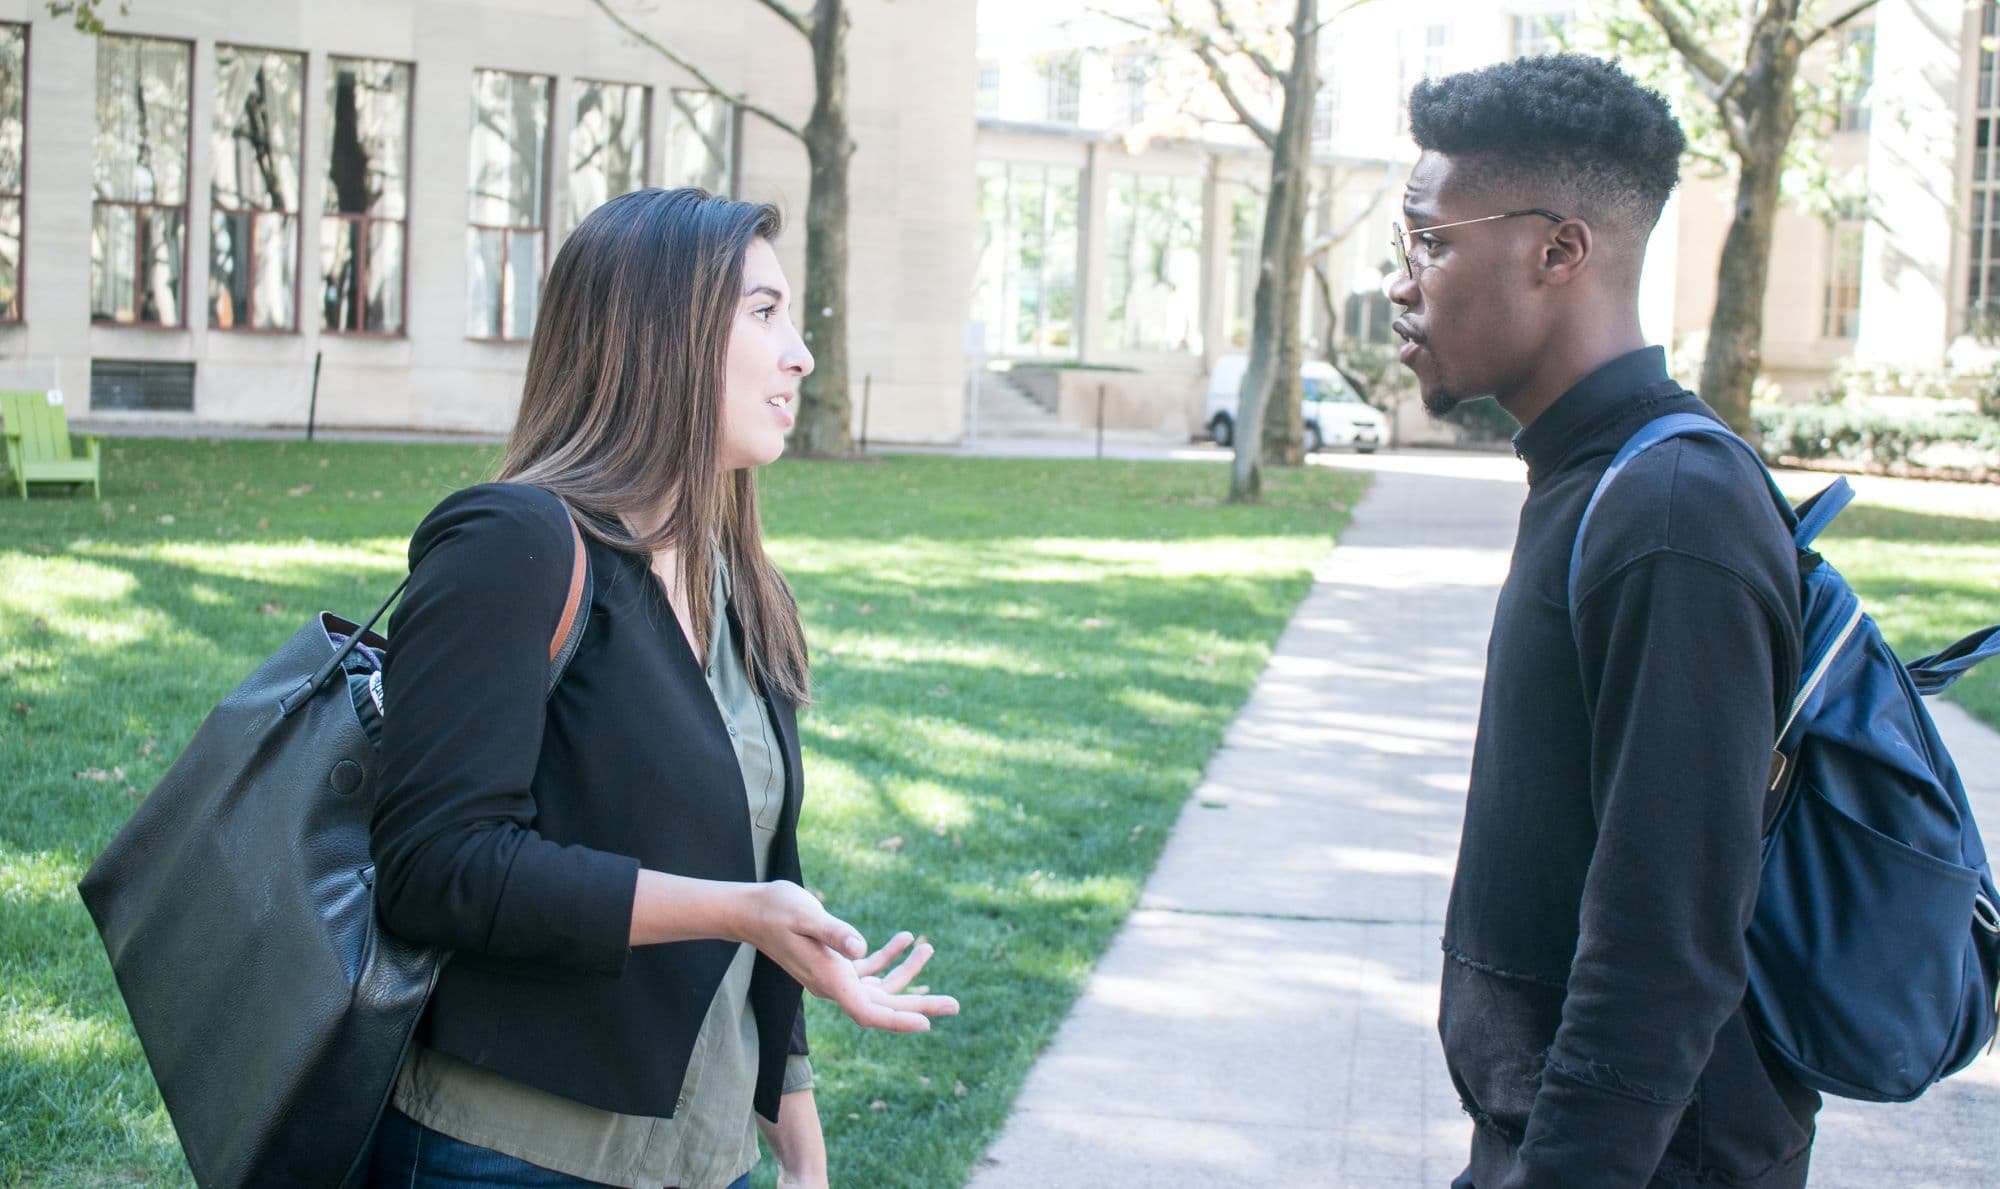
[0,0,977,441]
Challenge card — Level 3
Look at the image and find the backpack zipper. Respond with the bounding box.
[1768,602,1865,794]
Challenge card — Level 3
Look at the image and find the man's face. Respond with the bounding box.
[1389,152,1548,416]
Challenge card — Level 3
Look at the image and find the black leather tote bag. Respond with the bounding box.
[78,514,589,1188]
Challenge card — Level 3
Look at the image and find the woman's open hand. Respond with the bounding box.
[741,881,960,1032]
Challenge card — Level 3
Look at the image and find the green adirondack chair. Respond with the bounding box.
[2,389,102,499]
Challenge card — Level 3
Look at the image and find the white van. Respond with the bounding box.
[1204,355,1386,453]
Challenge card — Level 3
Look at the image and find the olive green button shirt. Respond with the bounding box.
[392,551,812,1189]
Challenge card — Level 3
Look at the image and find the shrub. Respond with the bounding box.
[1754,401,2000,472]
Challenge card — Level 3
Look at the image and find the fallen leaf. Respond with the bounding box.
[1082,617,1103,628]
[876,836,904,852]
[857,603,874,615]
[931,823,948,837]
[139,738,157,758]
[256,603,284,616]
[954,1080,969,1098]
[9,702,28,717]
[287,483,314,497]
[869,1099,887,1111]
[31,618,46,632]
[157,514,175,525]
[255,517,270,530]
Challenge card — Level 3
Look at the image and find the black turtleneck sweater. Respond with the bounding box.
[1441,347,1813,1188]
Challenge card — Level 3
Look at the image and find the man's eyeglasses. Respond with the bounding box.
[1391,208,1567,279]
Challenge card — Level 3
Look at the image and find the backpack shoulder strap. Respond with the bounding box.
[544,511,592,697]
[1566,412,1790,618]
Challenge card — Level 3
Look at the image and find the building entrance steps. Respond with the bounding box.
[966,451,2000,1188]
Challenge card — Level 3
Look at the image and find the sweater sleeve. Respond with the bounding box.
[1505,546,1788,1187]
[369,483,640,974]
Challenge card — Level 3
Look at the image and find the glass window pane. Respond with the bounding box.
[0,196,19,320]
[504,232,543,339]
[465,226,503,337]
[570,80,648,230]
[254,212,297,329]
[366,219,404,333]
[0,25,23,196]
[209,208,249,328]
[469,70,551,228]
[137,204,184,325]
[664,90,731,194]
[214,47,303,212]
[92,203,136,320]
[325,58,411,218]
[972,163,1007,346]
[95,36,190,203]
[1043,170,1079,352]
[320,216,359,330]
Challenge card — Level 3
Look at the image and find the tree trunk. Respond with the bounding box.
[1695,17,1802,440]
[1228,0,1317,503]
[792,0,854,456]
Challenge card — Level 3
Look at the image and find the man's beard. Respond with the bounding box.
[1421,386,1463,417]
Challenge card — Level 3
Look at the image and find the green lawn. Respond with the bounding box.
[1777,471,2000,730]
[0,440,1365,1187]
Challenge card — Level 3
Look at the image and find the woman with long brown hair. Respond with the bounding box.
[366,188,956,1189]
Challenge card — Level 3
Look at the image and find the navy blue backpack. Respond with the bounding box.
[1572,412,2000,1102]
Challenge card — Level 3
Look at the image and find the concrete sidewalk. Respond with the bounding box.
[967,451,2000,1188]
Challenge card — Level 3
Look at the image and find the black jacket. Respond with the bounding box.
[1441,348,1814,1188]
[370,483,807,1122]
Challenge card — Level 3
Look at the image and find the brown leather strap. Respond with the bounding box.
[548,513,587,663]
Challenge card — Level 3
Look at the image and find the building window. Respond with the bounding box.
[210,46,303,331]
[1834,25,1874,133]
[0,24,25,323]
[1102,171,1203,354]
[466,69,551,341]
[664,89,732,194]
[570,80,648,233]
[1116,50,1149,127]
[1822,219,1864,339]
[92,35,191,326]
[1312,85,1337,148]
[973,161,1079,356]
[976,59,1001,119]
[1509,12,1572,58]
[1224,185,1263,349]
[1041,52,1081,124]
[322,57,411,335]
[1423,24,1450,80]
[1971,3,2000,337]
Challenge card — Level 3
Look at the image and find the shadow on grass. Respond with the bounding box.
[1,441,1364,1188]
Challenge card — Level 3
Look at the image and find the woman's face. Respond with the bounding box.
[717,238,814,471]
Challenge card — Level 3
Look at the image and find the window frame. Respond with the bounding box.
[1968,2,2000,337]
[568,77,651,235]
[320,54,415,339]
[1821,217,1864,339]
[465,66,552,344]
[0,21,28,326]
[209,42,306,335]
[92,33,194,330]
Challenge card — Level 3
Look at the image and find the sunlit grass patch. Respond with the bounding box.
[0,441,1363,1187]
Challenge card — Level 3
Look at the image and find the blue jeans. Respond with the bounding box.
[367,1107,751,1189]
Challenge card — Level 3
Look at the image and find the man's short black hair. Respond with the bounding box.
[1409,54,1685,235]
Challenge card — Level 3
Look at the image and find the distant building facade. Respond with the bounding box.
[0,0,976,441]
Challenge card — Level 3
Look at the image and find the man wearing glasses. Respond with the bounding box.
[1392,57,1814,1187]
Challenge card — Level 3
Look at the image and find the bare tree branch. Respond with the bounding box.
[1302,164,1394,260]
[1311,0,1380,37]
[1190,35,1278,146]
[590,0,805,142]
[1208,0,1283,82]
[1800,0,1882,49]
[749,0,813,40]
[1636,0,1734,96]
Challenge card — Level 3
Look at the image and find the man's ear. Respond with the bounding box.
[1539,219,1591,287]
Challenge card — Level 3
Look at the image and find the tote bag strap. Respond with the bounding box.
[293,506,593,714]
